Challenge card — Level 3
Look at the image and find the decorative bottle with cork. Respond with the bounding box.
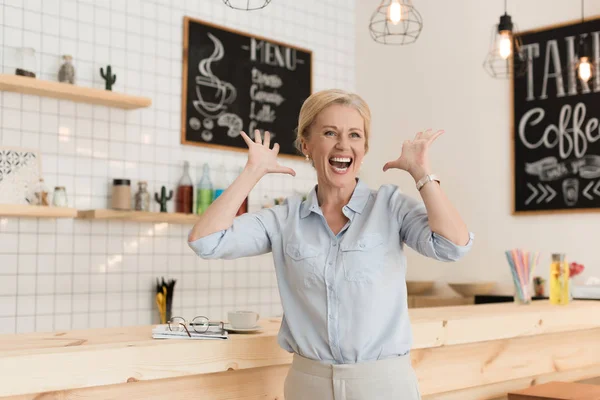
[549,253,570,305]
[196,163,213,215]
[175,161,194,214]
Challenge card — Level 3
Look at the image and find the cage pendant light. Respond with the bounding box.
[576,0,593,83]
[222,0,272,11]
[483,0,527,79]
[369,0,423,45]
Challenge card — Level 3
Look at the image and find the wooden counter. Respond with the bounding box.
[1,301,600,400]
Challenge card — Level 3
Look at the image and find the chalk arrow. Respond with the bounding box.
[583,181,595,200]
[536,183,548,204]
[545,185,556,203]
[594,181,600,197]
[525,183,538,205]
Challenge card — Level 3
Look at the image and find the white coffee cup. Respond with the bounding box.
[228,310,260,329]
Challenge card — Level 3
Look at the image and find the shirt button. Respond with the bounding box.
[332,243,337,247]
[328,261,333,265]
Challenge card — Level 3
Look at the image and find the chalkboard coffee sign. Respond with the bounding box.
[513,18,600,213]
[181,17,312,158]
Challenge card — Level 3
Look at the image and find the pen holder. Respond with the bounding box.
[155,277,176,324]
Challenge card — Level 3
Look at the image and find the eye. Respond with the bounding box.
[324,130,336,136]
[350,132,361,138]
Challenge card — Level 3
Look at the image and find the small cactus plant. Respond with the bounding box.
[100,65,117,90]
[154,186,173,212]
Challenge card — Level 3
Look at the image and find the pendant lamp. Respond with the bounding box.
[576,0,593,83]
[222,0,272,11]
[483,0,527,79]
[369,0,423,45]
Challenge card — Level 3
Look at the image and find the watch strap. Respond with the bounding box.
[416,174,440,191]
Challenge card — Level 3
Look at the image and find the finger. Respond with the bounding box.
[254,129,262,144]
[263,130,271,149]
[423,128,433,139]
[383,160,396,172]
[430,129,444,142]
[414,131,423,140]
[272,142,280,154]
[240,131,253,147]
[276,164,296,176]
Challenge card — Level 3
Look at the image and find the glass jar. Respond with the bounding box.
[52,187,68,207]
[134,181,150,212]
[111,179,131,210]
[15,47,37,77]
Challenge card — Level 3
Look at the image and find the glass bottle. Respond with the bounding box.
[58,55,75,84]
[196,163,213,215]
[549,253,570,305]
[35,179,49,206]
[134,181,150,211]
[176,161,194,214]
[212,166,228,202]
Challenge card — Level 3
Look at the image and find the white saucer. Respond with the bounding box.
[223,323,263,333]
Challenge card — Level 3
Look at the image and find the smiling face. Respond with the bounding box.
[302,104,366,189]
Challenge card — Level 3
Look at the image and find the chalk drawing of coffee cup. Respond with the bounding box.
[562,178,579,206]
[192,33,237,119]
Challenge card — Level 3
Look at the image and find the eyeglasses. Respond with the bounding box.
[167,316,224,337]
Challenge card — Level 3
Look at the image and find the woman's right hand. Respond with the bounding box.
[241,129,296,177]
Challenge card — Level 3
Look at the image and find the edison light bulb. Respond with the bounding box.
[579,57,592,82]
[499,31,512,59]
[388,0,402,25]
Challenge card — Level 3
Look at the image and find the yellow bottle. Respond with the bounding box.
[549,253,570,305]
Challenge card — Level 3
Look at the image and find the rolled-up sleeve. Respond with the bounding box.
[188,207,282,260]
[395,192,474,262]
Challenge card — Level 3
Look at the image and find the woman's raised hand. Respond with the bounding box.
[241,129,296,177]
[383,129,444,180]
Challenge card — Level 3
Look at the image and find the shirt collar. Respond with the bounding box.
[300,178,371,219]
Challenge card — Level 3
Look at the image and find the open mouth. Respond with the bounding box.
[329,156,353,173]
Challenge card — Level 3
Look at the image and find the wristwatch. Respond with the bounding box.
[416,174,440,191]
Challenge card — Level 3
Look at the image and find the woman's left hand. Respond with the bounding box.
[382,129,444,180]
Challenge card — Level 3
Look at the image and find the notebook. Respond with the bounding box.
[152,324,229,340]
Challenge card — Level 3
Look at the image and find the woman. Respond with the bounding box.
[188,89,473,399]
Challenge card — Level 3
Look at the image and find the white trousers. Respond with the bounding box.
[283,353,422,400]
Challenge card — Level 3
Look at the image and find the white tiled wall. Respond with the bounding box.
[0,0,355,334]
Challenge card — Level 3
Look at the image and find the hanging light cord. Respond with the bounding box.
[582,0,585,23]
[504,0,507,13]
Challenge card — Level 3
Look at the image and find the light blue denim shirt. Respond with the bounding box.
[188,179,474,364]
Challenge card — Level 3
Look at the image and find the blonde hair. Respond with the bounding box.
[294,89,371,154]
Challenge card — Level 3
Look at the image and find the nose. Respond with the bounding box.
[335,133,350,150]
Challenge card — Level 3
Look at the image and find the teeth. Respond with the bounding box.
[332,166,348,172]
[330,157,351,162]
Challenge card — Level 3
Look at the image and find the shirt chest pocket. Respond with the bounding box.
[341,233,386,283]
[285,243,322,288]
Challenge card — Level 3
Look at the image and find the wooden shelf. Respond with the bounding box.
[0,204,78,218]
[77,209,199,224]
[0,74,151,109]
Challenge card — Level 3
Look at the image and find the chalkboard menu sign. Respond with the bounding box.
[513,18,600,213]
[181,17,312,158]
